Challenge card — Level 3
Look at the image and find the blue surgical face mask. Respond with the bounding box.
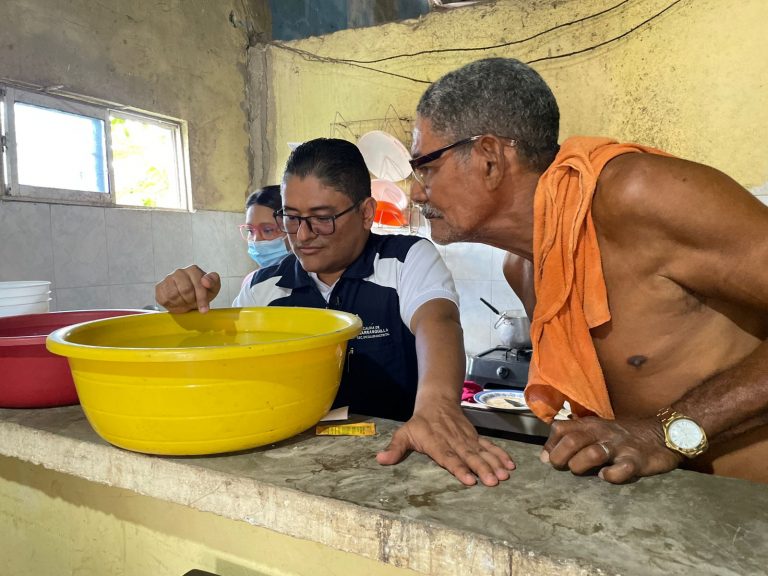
[248,236,289,268]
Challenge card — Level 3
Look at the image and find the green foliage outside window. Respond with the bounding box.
[110,115,181,209]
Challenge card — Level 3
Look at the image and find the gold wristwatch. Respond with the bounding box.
[657,407,708,458]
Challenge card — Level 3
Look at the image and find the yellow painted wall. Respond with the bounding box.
[0,0,259,211]
[257,0,768,191]
[0,456,419,576]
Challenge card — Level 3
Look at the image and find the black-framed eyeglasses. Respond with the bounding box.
[274,201,362,235]
[409,134,516,185]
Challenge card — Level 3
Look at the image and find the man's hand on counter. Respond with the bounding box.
[375,401,516,486]
[540,415,684,484]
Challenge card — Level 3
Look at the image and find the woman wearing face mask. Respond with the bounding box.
[238,185,291,287]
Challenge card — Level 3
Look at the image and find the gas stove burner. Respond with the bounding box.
[466,346,533,389]
[477,345,532,362]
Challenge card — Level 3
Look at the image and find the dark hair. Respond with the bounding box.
[417,58,560,172]
[283,138,371,204]
[245,185,282,211]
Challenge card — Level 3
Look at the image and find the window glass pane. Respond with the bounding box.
[110,115,183,209]
[15,102,108,193]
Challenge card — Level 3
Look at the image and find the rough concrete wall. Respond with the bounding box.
[248,43,276,190]
[252,0,768,190]
[0,0,260,211]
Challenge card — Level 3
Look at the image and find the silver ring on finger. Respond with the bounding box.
[597,441,611,458]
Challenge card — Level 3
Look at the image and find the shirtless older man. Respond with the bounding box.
[410,57,768,484]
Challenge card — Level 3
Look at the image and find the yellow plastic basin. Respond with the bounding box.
[46,307,362,455]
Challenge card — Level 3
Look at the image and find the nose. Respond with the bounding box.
[410,178,428,204]
[295,219,317,241]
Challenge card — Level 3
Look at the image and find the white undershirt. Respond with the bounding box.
[307,273,336,302]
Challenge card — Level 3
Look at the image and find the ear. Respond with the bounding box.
[360,197,377,230]
[475,135,511,190]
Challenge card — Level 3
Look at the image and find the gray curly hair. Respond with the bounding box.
[417,58,560,172]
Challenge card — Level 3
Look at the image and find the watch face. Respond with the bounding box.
[668,418,704,449]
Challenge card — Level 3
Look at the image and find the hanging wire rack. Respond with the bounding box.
[329,104,413,149]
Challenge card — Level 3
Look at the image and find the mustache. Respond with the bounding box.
[417,203,443,219]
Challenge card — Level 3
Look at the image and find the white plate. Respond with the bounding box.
[357,131,412,181]
[371,179,408,210]
[473,389,529,412]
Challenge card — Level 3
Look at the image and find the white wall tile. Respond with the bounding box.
[0,202,54,283]
[56,286,111,310]
[51,205,109,289]
[191,210,229,275]
[1,199,522,358]
[106,208,154,285]
[223,211,254,278]
[454,279,493,355]
[152,210,194,281]
[109,283,157,309]
[444,242,494,281]
[757,195,768,207]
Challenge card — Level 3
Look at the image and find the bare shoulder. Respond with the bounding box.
[593,152,766,243]
[593,150,768,307]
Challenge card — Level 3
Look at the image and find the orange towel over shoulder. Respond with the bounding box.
[524,137,671,422]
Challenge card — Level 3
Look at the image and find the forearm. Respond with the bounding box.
[674,339,768,441]
[411,303,466,412]
[708,413,768,444]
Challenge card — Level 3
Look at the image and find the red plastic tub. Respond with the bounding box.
[0,310,149,408]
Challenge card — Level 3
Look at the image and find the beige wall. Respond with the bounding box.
[0,456,419,576]
[255,0,768,191]
[0,0,261,211]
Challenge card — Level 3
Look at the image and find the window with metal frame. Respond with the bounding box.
[0,86,191,210]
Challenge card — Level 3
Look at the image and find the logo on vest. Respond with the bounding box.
[357,324,390,340]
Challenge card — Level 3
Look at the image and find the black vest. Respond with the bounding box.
[251,234,421,421]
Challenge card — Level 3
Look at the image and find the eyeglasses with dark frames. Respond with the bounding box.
[409,134,516,185]
[274,201,362,236]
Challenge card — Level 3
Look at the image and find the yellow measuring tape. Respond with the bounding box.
[315,422,376,436]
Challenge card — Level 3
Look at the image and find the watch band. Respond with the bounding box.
[657,407,679,426]
[656,407,708,458]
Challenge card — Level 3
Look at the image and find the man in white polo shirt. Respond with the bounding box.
[156,138,516,487]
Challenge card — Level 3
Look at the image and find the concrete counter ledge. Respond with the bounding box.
[1,406,766,575]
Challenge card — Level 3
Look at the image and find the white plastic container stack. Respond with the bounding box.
[0,281,52,317]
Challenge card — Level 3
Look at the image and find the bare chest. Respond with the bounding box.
[590,258,764,416]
